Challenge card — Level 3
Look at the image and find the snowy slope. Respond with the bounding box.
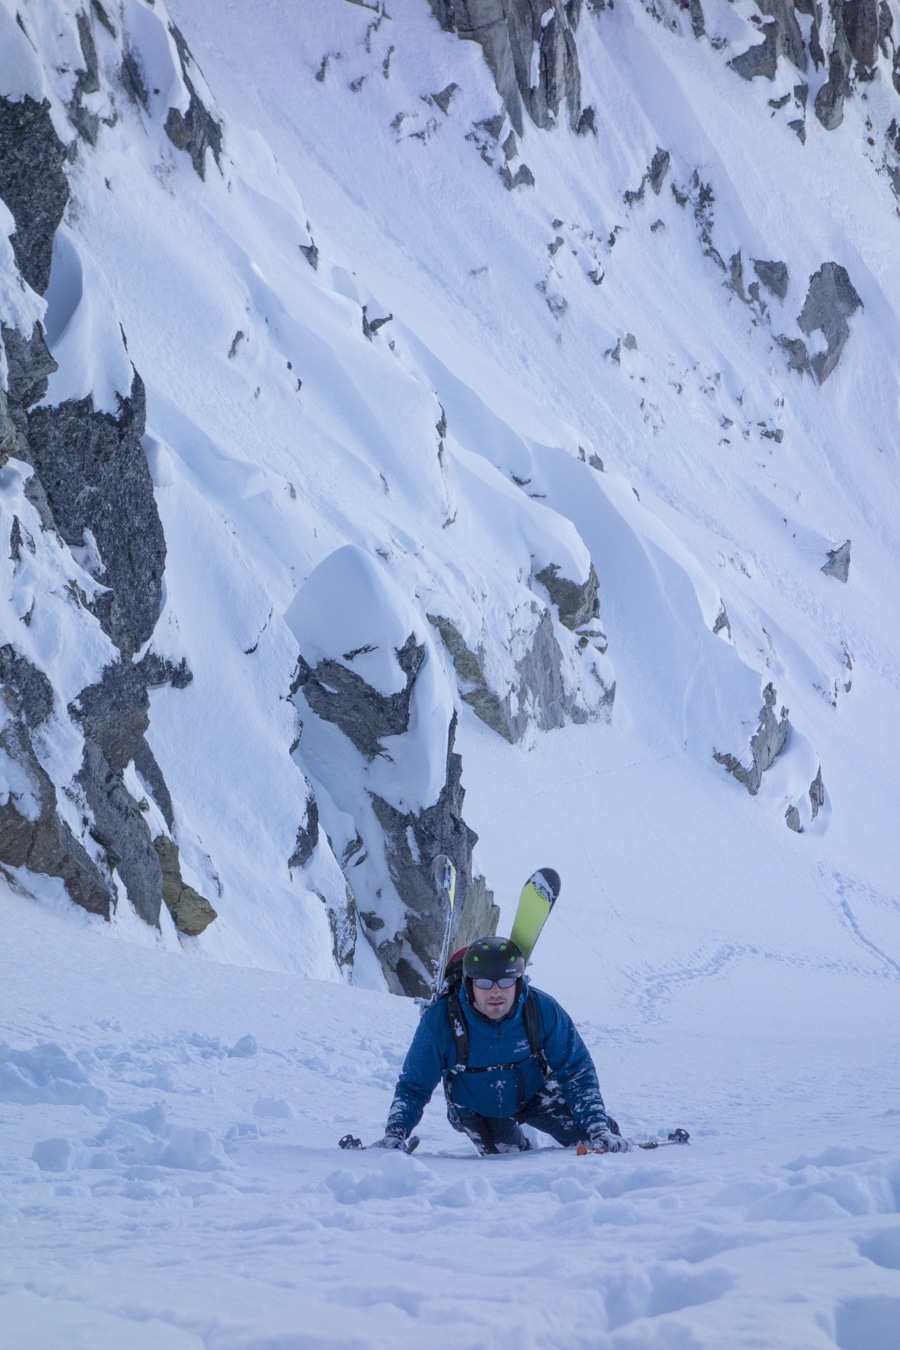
[2,0,900,1343]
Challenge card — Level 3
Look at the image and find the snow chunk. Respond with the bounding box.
[0,1042,108,1113]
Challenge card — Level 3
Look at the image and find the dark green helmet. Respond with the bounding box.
[463,937,525,982]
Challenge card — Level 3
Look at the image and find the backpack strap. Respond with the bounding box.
[446,986,469,1071]
[523,993,549,1078]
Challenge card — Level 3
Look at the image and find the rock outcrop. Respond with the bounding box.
[713,683,791,794]
[426,0,583,135]
[154,835,218,936]
[0,18,207,935]
[287,546,496,996]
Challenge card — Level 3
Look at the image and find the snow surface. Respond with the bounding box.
[2,0,900,1344]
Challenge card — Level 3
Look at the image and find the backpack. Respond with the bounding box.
[439,947,549,1111]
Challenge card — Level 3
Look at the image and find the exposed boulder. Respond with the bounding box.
[822,539,851,582]
[713,683,791,795]
[809,766,825,817]
[814,49,851,129]
[797,263,862,383]
[0,95,69,296]
[154,834,218,936]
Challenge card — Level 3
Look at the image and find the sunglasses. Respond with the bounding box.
[472,977,518,990]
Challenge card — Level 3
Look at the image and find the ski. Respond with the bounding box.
[338,1133,421,1154]
[429,853,457,1004]
[576,1128,690,1155]
[510,867,561,963]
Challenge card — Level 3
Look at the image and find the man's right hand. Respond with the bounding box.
[371,1130,415,1151]
[589,1127,632,1153]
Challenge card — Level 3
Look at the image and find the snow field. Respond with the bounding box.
[2,880,899,1349]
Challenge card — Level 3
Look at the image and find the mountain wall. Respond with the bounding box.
[1,0,897,991]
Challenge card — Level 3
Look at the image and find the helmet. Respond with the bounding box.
[463,937,525,983]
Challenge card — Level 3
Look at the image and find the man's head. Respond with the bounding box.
[463,937,525,1020]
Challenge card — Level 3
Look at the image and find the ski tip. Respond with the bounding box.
[531,868,561,903]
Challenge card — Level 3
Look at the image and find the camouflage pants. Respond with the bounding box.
[446,1075,620,1155]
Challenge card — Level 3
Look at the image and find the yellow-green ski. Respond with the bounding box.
[510,868,560,963]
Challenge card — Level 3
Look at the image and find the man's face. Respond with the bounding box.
[471,978,517,1020]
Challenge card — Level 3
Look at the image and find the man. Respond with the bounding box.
[373,936,630,1155]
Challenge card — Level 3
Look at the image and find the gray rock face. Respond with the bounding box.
[843,0,880,66]
[292,633,425,761]
[814,49,851,129]
[427,613,515,741]
[730,21,780,80]
[722,0,895,135]
[78,739,162,925]
[428,600,612,746]
[133,738,175,832]
[370,715,497,997]
[68,9,101,145]
[809,766,825,817]
[753,259,790,300]
[0,645,54,729]
[535,562,600,631]
[288,791,320,870]
[25,374,166,659]
[713,682,791,795]
[0,47,201,936]
[70,661,150,776]
[0,690,112,917]
[785,803,802,831]
[797,263,863,383]
[164,24,222,179]
[0,96,69,296]
[290,607,493,994]
[426,0,583,135]
[822,539,851,581]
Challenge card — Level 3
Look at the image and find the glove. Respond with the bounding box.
[370,1132,407,1150]
[589,1127,632,1154]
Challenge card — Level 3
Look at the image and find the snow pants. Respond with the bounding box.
[446,1075,620,1155]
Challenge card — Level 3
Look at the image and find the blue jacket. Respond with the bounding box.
[385,982,611,1139]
